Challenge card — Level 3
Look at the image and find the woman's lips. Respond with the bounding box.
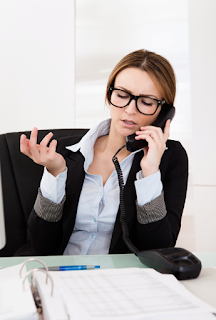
[121,119,137,128]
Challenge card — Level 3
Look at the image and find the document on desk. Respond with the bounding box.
[34,267,216,320]
[0,264,37,320]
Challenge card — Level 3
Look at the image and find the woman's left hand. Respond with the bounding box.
[135,119,170,177]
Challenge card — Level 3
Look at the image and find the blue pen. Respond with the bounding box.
[42,265,100,271]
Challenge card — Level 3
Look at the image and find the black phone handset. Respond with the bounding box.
[112,104,202,280]
[126,104,176,152]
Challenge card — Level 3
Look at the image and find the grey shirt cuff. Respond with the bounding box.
[136,191,167,224]
[34,188,66,222]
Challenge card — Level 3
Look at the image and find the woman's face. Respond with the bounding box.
[110,67,163,138]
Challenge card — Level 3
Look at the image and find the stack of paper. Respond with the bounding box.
[34,267,216,320]
[0,264,37,320]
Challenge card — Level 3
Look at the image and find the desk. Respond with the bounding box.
[1,252,216,270]
[1,252,216,308]
[0,253,145,270]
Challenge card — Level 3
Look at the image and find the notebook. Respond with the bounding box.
[1,259,216,320]
[34,265,216,320]
[0,263,37,320]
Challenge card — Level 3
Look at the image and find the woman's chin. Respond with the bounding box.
[118,128,137,138]
[110,120,137,139]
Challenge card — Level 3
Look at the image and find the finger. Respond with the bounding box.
[136,130,162,144]
[28,127,42,161]
[20,134,30,155]
[143,146,149,155]
[40,132,54,148]
[139,126,163,135]
[48,139,57,157]
[137,128,163,143]
[136,132,165,154]
[136,129,161,137]
[140,122,170,142]
[29,127,39,150]
[20,134,33,157]
[139,125,163,131]
[135,133,155,146]
[39,132,54,157]
[23,136,34,151]
[163,119,170,142]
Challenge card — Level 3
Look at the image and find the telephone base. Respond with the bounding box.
[138,247,202,280]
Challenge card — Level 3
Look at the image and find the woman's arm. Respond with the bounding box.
[20,130,68,255]
[135,140,188,250]
[26,135,85,255]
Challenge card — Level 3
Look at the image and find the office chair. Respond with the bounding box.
[0,128,88,256]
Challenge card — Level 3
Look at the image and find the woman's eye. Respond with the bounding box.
[141,99,152,106]
[117,93,128,99]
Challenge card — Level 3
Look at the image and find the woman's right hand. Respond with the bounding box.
[20,127,66,177]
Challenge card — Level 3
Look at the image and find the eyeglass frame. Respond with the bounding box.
[108,86,165,115]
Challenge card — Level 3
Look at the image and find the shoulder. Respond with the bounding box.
[165,139,188,162]
[160,139,188,179]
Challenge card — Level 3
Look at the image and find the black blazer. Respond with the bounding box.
[27,135,188,256]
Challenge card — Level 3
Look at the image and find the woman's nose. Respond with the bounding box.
[124,99,137,114]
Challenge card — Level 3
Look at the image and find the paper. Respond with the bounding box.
[34,273,68,320]
[0,263,23,281]
[0,264,37,320]
[44,268,216,320]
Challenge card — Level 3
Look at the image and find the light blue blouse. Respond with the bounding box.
[40,119,162,255]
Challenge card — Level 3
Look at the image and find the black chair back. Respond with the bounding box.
[0,128,88,256]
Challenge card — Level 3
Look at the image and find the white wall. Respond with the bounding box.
[75,0,191,141]
[0,0,75,133]
[188,0,216,251]
[188,0,216,187]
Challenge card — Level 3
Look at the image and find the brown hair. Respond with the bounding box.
[105,49,176,105]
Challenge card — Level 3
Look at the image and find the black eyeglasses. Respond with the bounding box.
[109,87,165,115]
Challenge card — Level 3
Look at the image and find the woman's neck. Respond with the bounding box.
[87,123,131,185]
[95,127,130,161]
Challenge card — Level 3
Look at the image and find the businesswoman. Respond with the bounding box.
[20,49,188,256]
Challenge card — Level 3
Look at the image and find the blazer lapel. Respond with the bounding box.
[60,150,86,253]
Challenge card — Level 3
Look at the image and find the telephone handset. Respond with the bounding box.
[126,104,176,152]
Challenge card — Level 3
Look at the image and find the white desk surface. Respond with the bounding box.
[1,252,216,309]
[180,266,216,308]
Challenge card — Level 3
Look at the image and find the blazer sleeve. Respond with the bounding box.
[27,135,83,255]
[134,141,188,250]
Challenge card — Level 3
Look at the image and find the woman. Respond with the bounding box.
[20,49,188,256]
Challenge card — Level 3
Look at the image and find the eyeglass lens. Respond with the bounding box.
[111,89,158,115]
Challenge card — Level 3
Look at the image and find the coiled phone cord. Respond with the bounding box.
[112,145,139,256]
